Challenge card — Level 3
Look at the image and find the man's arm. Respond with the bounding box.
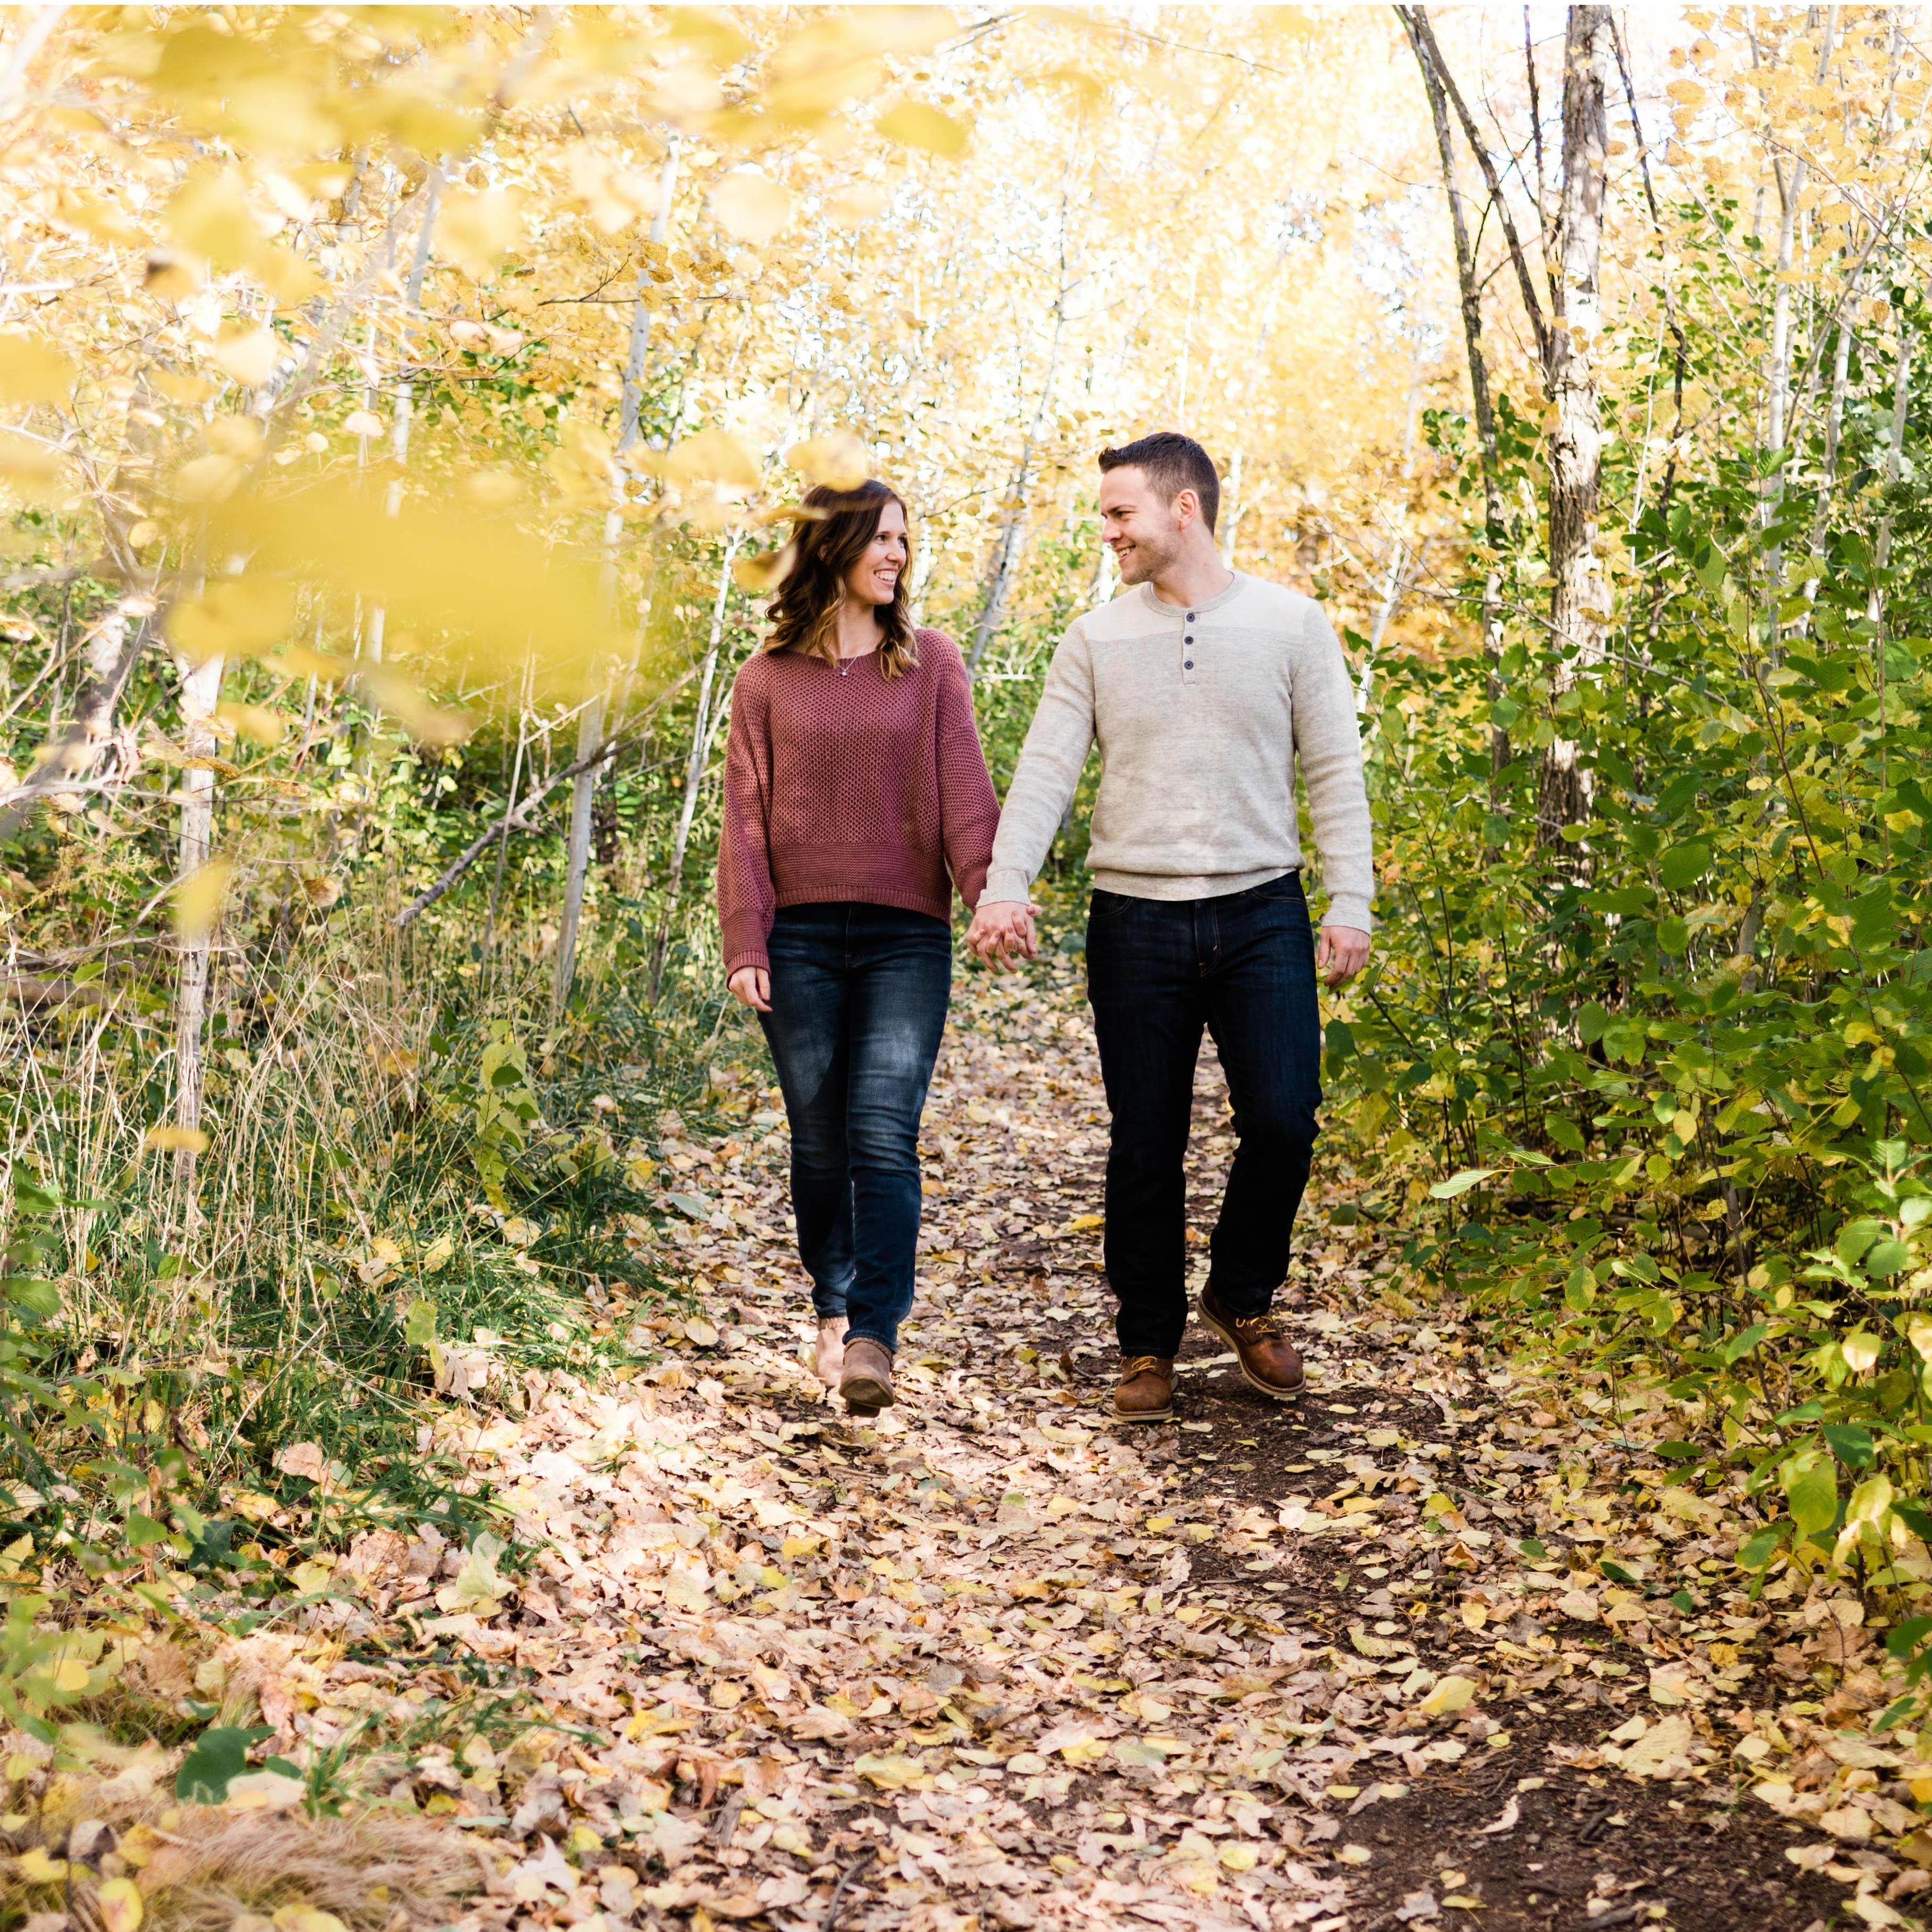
[967,620,1097,962]
[1292,601,1375,984]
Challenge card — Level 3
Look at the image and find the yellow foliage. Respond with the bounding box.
[172,860,235,941]
[0,336,75,406]
[709,172,790,244]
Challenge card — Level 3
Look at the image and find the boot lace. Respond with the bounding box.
[1120,1354,1169,1379]
[1230,1311,1288,1343]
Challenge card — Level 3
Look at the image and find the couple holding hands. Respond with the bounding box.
[716,432,1374,1421]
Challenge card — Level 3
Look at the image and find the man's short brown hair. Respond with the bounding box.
[1098,431,1220,534]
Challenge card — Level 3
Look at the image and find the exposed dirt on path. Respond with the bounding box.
[163,966,1910,1932]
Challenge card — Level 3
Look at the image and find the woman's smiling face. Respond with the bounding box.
[843,498,908,607]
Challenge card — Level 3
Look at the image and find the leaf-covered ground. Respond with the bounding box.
[27,968,1932,1932]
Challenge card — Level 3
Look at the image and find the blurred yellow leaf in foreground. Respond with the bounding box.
[173,859,235,940]
[0,335,75,406]
[786,433,869,490]
[214,478,631,703]
[733,544,795,595]
[876,101,970,159]
[709,172,790,244]
[438,188,526,279]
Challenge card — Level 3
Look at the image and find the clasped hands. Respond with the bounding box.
[964,898,1039,972]
[965,901,1371,986]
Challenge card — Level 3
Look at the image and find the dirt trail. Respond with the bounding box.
[284,966,1867,1932]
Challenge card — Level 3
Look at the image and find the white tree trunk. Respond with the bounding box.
[1868,328,1911,805]
[970,178,1074,671]
[968,285,1065,670]
[1357,337,1426,717]
[556,144,679,1015]
[365,171,440,666]
[1536,5,1614,843]
[652,529,741,997]
[171,647,224,1215]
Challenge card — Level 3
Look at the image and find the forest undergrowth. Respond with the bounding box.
[13,965,1931,1932]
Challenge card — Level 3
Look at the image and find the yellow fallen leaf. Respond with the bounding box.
[1217,1842,1258,1871]
[15,1847,67,1883]
[1418,1674,1478,1716]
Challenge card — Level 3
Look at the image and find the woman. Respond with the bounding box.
[717,480,1001,1416]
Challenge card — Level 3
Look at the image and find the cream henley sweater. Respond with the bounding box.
[984,572,1375,931]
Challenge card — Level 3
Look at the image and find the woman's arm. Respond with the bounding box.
[930,634,1001,910]
[716,668,777,984]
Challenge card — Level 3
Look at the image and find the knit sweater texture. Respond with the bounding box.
[716,628,1000,977]
[984,573,1375,931]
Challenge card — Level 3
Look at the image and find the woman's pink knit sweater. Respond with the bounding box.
[716,628,1001,977]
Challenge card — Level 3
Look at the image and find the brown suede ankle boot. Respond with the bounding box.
[1113,1355,1175,1422]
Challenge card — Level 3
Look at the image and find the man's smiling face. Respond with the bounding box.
[1098,465,1186,586]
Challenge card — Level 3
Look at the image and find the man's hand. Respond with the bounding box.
[1316,925,1371,989]
[967,898,1039,971]
[727,965,771,1012]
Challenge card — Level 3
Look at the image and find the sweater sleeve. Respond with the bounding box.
[928,632,1001,911]
[983,617,1096,904]
[1292,600,1375,933]
[716,667,777,977]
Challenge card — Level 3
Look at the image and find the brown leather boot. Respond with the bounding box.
[1113,1355,1175,1422]
[840,1337,894,1415]
[1198,1289,1305,1400]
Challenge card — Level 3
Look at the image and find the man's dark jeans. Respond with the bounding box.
[1086,872,1323,1359]
[759,903,951,1354]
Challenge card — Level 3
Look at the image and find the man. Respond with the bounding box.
[968,431,1373,1423]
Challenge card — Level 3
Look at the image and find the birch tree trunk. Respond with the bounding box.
[171,645,223,1215]
[0,599,147,838]
[971,168,1075,671]
[1402,6,1510,797]
[1356,336,1424,718]
[651,528,741,999]
[969,286,1065,670]
[1869,327,1911,817]
[365,171,440,667]
[1535,5,1614,844]
[555,142,679,1015]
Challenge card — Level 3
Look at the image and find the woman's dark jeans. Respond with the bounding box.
[759,903,952,1353]
[1085,872,1323,1360]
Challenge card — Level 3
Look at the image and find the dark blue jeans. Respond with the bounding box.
[1086,873,1323,1359]
[759,904,952,1353]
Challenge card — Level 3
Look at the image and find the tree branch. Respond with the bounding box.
[1396,6,1554,386]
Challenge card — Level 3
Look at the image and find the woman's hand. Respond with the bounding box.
[729,966,771,1012]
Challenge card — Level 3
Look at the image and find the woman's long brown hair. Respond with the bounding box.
[762,479,919,678]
